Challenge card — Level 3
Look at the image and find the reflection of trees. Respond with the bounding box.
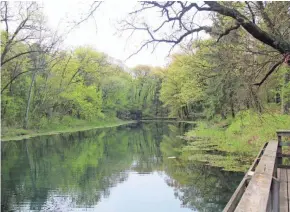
[160,125,243,212]
[160,124,191,158]
[130,123,164,173]
[163,160,242,212]
[1,122,168,211]
[2,129,129,210]
[2,122,241,212]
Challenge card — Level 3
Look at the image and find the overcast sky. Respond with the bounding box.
[43,1,175,68]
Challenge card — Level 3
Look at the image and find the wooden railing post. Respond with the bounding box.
[277,133,282,166]
[271,177,280,212]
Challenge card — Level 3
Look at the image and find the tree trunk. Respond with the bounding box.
[250,86,263,113]
[231,102,235,118]
[24,71,37,129]
[229,91,235,118]
[221,110,226,119]
[281,71,290,114]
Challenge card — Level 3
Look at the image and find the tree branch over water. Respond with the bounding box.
[119,1,290,83]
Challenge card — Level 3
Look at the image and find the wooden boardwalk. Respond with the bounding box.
[224,130,290,212]
[278,168,290,212]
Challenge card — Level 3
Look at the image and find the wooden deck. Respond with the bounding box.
[224,130,290,212]
[278,168,290,212]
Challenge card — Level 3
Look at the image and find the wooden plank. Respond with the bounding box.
[277,130,290,137]
[277,129,290,166]
[279,142,290,147]
[272,177,280,212]
[255,141,277,174]
[277,153,290,158]
[223,176,249,212]
[287,169,290,212]
[278,139,283,165]
[249,143,267,172]
[278,168,288,212]
[278,165,290,169]
[235,141,278,212]
[223,143,267,212]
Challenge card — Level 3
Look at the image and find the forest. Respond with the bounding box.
[1,2,290,211]
[1,1,290,141]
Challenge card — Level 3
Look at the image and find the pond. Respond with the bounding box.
[1,122,243,212]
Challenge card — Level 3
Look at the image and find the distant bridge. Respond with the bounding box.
[224,130,290,212]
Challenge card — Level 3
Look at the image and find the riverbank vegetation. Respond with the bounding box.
[1,118,135,141]
[1,1,290,171]
[181,110,290,171]
[1,2,167,140]
[120,2,290,171]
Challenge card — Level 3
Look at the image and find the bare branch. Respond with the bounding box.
[253,59,284,86]
[256,1,276,34]
[3,2,9,35]
[129,4,155,15]
[124,24,211,60]
[205,1,289,54]
[217,22,241,42]
[1,15,29,61]
[1,70,31,94]
[1,50,42,66]
[245,1,255,24]
[69,1,102,30]
[122,0,290,76]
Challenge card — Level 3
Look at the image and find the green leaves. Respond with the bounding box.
[160,52,207,118]
[61,84,103,120]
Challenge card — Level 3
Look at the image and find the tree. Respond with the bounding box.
[1,2,62,128]
[159,53,205,118]
[0,2,59,66]
[128,65,164,118]
[122,1,290,85]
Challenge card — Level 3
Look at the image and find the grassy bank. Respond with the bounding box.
[1,117,136,141]
[141,119,196,124]
[179,110,290,172]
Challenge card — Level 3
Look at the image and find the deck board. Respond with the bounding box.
[224,137,290,212]
[278,168,288,212]
[287,169,290,212]
[235,141,278,212]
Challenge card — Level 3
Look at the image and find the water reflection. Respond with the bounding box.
[1,122,242,211]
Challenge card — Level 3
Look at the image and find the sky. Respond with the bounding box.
[42,1,174,68]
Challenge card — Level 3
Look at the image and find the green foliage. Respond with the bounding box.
[160,53,205,118]
[1,95,25,126]
[61,84,103,120]
[1,32,166,134]
[2,2,289,169]
[181,110,290,171]
[2,34,160,134]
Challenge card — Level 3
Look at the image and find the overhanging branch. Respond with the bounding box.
[217,22,241,42]
[253,59,284,86]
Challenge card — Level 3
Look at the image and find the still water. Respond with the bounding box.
[2,122,243,212]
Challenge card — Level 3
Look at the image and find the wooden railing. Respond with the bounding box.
[223,130,290,212]
[277,130,290,168]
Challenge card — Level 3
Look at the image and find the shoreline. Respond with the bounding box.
[1,119,196,142]
[140,119,196,124]
[1,120,136,142]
